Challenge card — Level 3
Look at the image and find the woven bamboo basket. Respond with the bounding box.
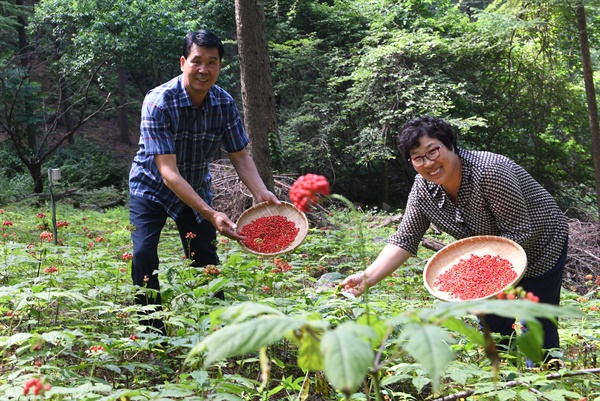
[236,201,308,256]
[423,235,527,302]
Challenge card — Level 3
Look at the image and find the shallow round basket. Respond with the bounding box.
[423,235,527,302]
[236,201,309,256]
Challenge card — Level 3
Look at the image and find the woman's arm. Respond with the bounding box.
[341,244,413,296]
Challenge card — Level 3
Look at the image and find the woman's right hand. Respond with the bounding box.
[340,272,369,297]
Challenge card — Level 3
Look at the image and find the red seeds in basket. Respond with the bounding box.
[433,254,517,300]
[238,215,299,254]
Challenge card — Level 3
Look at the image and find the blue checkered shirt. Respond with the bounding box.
[129,75,249,222]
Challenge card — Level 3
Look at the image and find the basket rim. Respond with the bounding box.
[236,201,308,257]
[423,235,527,302]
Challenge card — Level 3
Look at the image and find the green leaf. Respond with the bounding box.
[515,319,544,362]
[411,375,431,393]
[400,324,455,393]
[357,313,391,346]
[497,389,518,401]
[209,301,284,325]
[441,316,484,345]
[517,389,539,401]
[0,333,32,347]
[187,316,307,366]
[320,322,374,396]
[297,331,324,371]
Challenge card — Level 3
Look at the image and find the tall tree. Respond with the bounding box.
[234,0,277,192]
[574,0,600,218]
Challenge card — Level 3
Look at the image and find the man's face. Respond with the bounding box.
[180,44,222,104]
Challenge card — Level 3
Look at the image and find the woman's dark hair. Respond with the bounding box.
[182,30,225,60]
[397,115,458,161]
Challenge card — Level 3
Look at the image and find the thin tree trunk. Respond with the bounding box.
[234,0,276,192]
[118,66,131,145]
[55,37,74,144]
[575,1,600,218]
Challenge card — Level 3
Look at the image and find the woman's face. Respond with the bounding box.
[408,135,461,187]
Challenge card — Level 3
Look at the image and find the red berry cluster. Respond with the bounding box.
[239,215,299,254]
[271,258,292,273]
[434,254,517,300]
[24,378,50,396]
[496,286,539,302]
[204,265,221,275]
[289,174,330,212]
[88,345,105,353]
[44,265,58,274]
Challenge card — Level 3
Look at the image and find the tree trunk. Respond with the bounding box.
[234,0,276,192]
[28,162,44,194]
[118,66,131,145]
[55,37,74,145]
[575,1,600,218]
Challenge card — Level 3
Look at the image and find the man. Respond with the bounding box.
[129,30,279,335]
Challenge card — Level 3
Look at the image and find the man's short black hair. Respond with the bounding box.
[182,30,225,60]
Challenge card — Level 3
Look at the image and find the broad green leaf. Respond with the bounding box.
[400,324,455,393]
[497,389,518,401]
[156,385,195,397]
[426,299,581,323]
[187,316,307,366]
[441,316,484,345]
[297,331,324,371]
[545,389,586,399]
[412,375,431,393]
[320,322,374,396]
[1,332,32,347]
[49,382,112,394]
[515,319,543,362]
[357,314,391,345]
[517,390,538,401]
[209,302,284,326]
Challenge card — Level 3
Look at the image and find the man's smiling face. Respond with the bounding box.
[180,44,222,106]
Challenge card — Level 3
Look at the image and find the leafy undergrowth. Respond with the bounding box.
[0,203,599,400]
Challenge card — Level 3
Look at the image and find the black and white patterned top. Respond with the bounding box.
[388,148,569,278]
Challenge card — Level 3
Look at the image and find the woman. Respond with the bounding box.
[341,115,569,353]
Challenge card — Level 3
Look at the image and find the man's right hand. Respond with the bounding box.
[210,211,245,241]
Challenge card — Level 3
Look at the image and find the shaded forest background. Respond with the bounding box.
[0,0,599,221]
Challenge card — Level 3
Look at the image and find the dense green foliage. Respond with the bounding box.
[0,202,598,400]
[0,0,598,218]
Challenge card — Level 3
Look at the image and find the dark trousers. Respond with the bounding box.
[481,238,568,351]
[130,195,218,335]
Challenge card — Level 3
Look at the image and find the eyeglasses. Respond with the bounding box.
[408,144,444,167]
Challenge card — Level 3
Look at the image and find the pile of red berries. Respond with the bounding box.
[289,174,330,212]
[434,254,517,300]
[239,215,299,254]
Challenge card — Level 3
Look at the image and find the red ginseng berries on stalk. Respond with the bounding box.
[289,174,330,212]
[433,254,518,300]
[238,215,299,254]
